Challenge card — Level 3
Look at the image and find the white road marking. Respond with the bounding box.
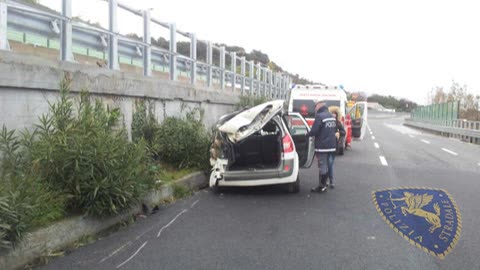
[478,162,480,166]
[157,209,188,237]
[367,236,376,240]
[100,219,167,263]
[441,148,458,156]
[374,142,380,149]
[409,134,415,138]
[421,139,431,144]
[379,156,388,166]
[100,241,133,263]
[384,123,421,135]
[191,200,199,208]
[116,241,148,269]
[371,136,376,140]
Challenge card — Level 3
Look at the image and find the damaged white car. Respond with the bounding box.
[209,100,315,193]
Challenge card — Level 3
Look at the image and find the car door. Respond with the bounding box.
[283,112,315,168]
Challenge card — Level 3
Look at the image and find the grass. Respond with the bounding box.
[156,163,198,184]
[172,185,192,199]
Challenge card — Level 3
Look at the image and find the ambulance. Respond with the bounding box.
[287,84,352,154]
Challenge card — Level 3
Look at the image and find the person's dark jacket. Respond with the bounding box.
[336,120,346,138]
[306,106,337,152]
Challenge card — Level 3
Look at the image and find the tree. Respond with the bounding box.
[429,86,448,104]
[429,80,480,120]
[246,50,270,65]
[367,94,417,112]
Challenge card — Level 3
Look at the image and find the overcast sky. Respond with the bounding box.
[40,0,480,104]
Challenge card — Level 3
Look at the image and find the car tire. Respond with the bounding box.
[287,174,300,193]
[352,128,361,138]
[337,145,344,155]
[337,137,345,155]
[212,185,223,194]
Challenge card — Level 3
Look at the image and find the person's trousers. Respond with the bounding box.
[315,152,327,187]
[327,152,336,184]
[316,152,328,175]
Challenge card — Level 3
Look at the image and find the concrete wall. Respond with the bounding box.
[0,51,239,137]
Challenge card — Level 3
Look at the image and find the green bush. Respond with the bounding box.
[155,108,210,170]
[132,100,160,158]
[30,80,155,216]
[0,127,65,249]
[235,94,269,110]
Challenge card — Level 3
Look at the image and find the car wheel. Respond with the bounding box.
[338,145,344,155]
[287,174,300,193]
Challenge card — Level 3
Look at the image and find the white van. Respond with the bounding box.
[287,84,351,153]
[287,84,349,126]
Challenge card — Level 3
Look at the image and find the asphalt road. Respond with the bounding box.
[39,111,480,270]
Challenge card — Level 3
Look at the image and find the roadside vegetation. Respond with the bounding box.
[1,77,211,249]
[235,94,270,110]
[428,80,480,121]
[367,94,418,112]
[132,101,211,171]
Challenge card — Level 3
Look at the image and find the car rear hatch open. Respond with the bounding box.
[218,100,285,143]
[209,100,286,186]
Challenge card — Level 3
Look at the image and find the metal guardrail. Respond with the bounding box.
[405,118,480,144]
[0,0,292,99]
[410,101,459,122]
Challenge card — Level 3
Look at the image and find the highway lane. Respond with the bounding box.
[39,113,480,270]
[367,112,480,269]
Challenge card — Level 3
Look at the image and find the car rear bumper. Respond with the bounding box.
[223,159,295,182]
[216,158,298,187]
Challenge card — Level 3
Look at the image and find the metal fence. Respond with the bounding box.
[405,118,480,144]
[410,101,459,122]
[0,0,292,99]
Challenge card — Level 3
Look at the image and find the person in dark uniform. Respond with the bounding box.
[328,110,346,188]
[306,100,338,193]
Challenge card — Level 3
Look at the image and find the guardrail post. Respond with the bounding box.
[61,0,73,61]
[169,23,177,81]
[190,33,197,84]
[206,41,213,87]
[0,0,8,51]
[262,68,267,97]
[143,9,151,76]
[249,61,254,95]
[268,70,273,98]
[273,73,278,99]
[286,76,291,99]
[219,46,225,90]
[240,56,246,95]
[108,0,119,70]
[256,64,261,96]
[230,52,236,91]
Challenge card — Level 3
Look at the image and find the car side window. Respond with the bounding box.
[285,115,308,135]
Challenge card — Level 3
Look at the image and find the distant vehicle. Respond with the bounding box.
[209,100,315,193]
[349,101,368,138]
[287,84,352,154]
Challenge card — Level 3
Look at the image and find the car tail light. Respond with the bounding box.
[282,134,295,153]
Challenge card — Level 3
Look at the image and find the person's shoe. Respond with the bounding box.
[330,183,335,189]
[319,186,328,193]
[311,186,321,192]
